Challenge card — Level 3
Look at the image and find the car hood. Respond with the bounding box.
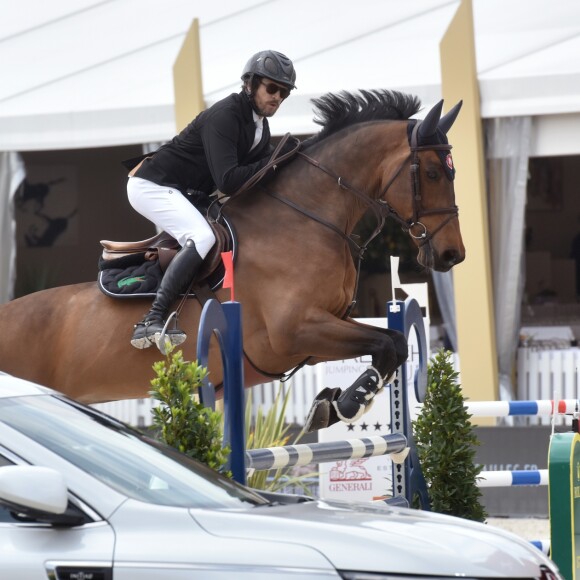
[191,499,555,577]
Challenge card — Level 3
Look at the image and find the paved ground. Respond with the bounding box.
[486,517,550,542]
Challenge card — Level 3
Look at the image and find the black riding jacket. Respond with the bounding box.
[131,92,273,196]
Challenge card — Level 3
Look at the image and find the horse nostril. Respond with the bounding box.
[442,249,462,266]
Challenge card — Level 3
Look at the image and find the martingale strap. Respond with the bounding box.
[266,188,366,255]
[295,152,387,253]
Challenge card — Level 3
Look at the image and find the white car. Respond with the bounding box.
[0,371,560,579]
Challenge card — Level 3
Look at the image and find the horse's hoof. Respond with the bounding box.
[304,387,341,433]
[304,400,329,433]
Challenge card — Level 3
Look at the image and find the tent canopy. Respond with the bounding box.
[1,0,580,152]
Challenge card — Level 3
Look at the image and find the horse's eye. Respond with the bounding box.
[426,169,439,180]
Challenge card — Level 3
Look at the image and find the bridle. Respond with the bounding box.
[397,121,459,245]
[267,120,459,261]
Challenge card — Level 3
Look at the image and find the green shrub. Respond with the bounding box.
[412,349,487,522]
[149,349,230,475]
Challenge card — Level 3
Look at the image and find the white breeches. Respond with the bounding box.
[127,176,216,258]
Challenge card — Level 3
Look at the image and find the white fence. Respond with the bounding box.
[92,366,322,428]
[93,398,159,428]
[93,347,580,428]
[516,346,580,425]
[248,365,323,426]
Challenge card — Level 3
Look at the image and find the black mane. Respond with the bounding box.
[304,89,421,147]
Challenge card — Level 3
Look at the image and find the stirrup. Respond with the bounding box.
[130,311,186,351]
[156,312,185,355]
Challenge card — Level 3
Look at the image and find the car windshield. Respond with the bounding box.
[0,394,268,509]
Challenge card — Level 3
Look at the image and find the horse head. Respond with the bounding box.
[381,99,465,272]
[269,90,465,273]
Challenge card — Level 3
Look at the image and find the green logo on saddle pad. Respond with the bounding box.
[118,276,146,288]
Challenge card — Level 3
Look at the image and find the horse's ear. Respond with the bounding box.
[417,100,444,142]
[438,100,463,134]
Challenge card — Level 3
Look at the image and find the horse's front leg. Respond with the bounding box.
[333,318,408,414]
[270,314,408,432]
[307,326,407,432]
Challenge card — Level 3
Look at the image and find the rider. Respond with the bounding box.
[125,50,297,350]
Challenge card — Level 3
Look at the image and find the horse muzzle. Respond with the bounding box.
[433,247,465,272]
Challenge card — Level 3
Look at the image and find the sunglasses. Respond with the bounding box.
[260,81,290,100]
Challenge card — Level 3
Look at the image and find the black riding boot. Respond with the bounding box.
[131,239,203,350]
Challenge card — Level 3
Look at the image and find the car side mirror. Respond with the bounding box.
[0,465,68,513]
[0,465,85,526]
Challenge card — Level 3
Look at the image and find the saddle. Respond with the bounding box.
[97,214,234,299]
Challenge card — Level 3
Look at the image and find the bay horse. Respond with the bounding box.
[0,90,465,432]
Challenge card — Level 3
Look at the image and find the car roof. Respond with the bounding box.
[0,372,55,398]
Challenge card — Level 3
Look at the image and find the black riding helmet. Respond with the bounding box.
[241,50,297,90]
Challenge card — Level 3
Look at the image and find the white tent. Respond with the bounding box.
[1,0,580,402]
[1,0,580,154]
